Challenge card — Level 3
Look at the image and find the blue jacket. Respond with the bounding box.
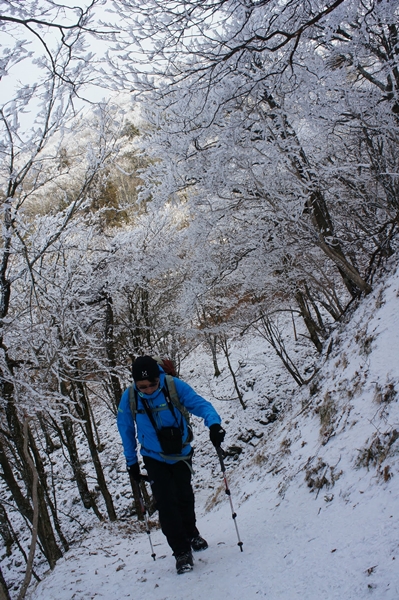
[117,370,221,466]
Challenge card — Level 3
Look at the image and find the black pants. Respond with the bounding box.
[143,455,199,556]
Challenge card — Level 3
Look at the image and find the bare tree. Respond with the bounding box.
[0,1,122,589]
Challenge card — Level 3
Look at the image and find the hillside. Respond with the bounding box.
[26,260,399,600]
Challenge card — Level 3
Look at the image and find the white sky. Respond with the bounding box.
[0,1,117,125]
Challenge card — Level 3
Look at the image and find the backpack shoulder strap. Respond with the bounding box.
[129,385,137,419]
[164,374,191,424]
[129,376,191,426]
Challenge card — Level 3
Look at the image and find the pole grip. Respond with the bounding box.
[129,474,145,520]
[216,445,226,473]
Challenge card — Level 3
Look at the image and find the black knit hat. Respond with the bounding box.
[132,356,159,382]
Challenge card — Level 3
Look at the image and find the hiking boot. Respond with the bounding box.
[191,535,208,552]
[175,550,193,574]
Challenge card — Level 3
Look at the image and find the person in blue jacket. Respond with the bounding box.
[117,355,225,574]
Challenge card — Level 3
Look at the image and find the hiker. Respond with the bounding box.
[117,355,226,574]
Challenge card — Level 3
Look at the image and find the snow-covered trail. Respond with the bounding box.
[26,261,399,600]
[28,460,399,600]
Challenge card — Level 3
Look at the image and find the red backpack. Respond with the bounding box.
[153,356,177,377]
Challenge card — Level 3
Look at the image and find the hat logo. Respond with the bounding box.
[142,370,148,377]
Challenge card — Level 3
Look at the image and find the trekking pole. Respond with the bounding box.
[130,476,156,561]
[216,446,243,552]
[138,489,157,561]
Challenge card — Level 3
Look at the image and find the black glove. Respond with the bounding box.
[209,423,226,448]
[127,462,141,483]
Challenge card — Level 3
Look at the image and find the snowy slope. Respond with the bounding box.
[26,261,399,600]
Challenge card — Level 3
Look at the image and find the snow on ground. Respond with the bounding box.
[26,261,399,600]
[25,469,399,600]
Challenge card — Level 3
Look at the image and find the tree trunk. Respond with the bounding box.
[2,374,63,568]
[204,333,221,377]
[37,413,57,454]
[27,427,69,552]
[104,293,123,411]
[263,92,372,297]
[0,566,11,600]
[0,434,62,569]
[61,411,104,520]
[73,380,117,521]
[218,336,246,409]
[295,290,323,353]
[17,417,40,600]
[256,314,306,386]
[0,503,14,557]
